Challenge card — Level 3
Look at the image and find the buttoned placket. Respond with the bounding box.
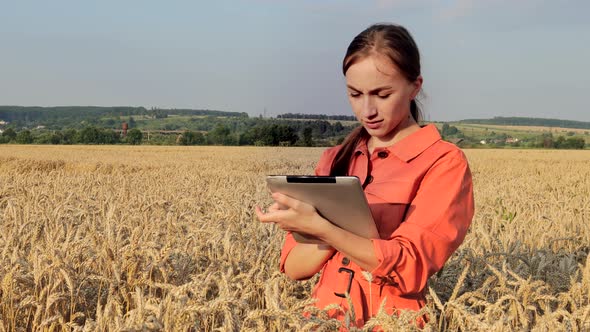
[362,148,391,189]
[337,147,391,296]
[351,150,371,189]
[335,149,373,297]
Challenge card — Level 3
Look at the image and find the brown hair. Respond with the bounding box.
[330,23,423,176]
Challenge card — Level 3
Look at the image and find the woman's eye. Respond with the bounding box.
[378,94,391,99]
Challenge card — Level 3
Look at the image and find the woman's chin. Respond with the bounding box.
[364,126,387,137]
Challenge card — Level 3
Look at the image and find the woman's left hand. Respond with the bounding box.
[255,192,332,237]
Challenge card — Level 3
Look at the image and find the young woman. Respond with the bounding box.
[256,23,474,327]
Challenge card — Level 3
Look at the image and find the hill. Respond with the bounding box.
[0,106,247,129]
[458,117,590,130]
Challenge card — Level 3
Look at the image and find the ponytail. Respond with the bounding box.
[329,126,369,176]
[410,99,422,123]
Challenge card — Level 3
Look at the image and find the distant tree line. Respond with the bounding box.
[456,131,586,149]
[459,117,590,130]
[176,124,298,146]
[277,113,357,121]
[177,120,350,146]
[5,106,582,149]
[530,133,585,149]
[0,127,143,145]
[0,106,246,129]
[441,123,462,138]
[0,120,353,147]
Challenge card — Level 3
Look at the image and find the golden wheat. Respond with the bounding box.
[0,145,588,331]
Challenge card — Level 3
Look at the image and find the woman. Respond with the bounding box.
[256,23,474,327]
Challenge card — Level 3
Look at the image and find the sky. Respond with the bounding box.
[1,0,589,121]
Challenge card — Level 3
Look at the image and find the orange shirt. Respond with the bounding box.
[279,124,474,327]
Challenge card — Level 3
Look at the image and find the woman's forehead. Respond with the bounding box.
[345,55,404,86]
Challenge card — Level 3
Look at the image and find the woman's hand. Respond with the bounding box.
[258,192,378,273]
[256,192,332,238]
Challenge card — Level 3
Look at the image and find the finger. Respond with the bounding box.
[255,206,272,223]
[268,202,281,213]
[255,205,285,224]
[271,192,302,210]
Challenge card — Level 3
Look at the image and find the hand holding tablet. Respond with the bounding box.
[265,176,379,243]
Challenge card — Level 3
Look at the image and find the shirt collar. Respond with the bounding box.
[353,124,441,162]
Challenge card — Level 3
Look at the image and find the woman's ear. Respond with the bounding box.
[410,76,423,100]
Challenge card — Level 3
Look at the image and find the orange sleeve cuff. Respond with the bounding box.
[369,238,403,278]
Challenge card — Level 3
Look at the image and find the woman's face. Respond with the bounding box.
[345,54,422,145]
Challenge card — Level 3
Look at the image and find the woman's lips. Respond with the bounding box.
[364,120,383,130]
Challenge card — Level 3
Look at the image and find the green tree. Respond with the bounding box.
[15,130,33,144]
[163,123,180,131]
[79,126,100,144]
[62,129,78,144]
[34,132,54,144]
[2,128,17,141]
[238,132,253,145]
[127,129,143,145]
[565,137,585,149]
[277,125,298,146]
[50,132,64,144]
[104,118,116,127]
[302,127,313,147]
[442,123,459,136]
[540,133,554,148]
[208,124,231,145]
[178,130,205,145]
[100,129,120,144]
[554,136,566,149]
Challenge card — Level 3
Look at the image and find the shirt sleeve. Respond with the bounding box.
[369,150,475,295]
[278,147,336,273]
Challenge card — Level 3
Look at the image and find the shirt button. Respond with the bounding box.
[377,150,389,159]
[341,257,350,266]
[366,175,373,184]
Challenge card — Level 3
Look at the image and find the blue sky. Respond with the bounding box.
[1,0,589,121]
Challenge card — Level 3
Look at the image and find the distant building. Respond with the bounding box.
[35,125,46,130]
[505,137,519,144]
[0,120,8,125]
[480,140,487,145]
[448,138,464,145]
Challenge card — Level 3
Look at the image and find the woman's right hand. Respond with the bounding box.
[256,196,336,280]
[256,192,333,238]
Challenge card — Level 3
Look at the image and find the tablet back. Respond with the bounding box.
[266,176,379,243]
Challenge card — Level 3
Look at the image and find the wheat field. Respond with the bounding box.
[0,145,589,331]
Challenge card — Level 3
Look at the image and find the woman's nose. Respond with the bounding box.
[362,97,378,118]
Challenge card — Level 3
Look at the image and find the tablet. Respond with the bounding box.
[266,175,379,244]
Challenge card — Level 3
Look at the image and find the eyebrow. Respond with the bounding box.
[346,84,393,94]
